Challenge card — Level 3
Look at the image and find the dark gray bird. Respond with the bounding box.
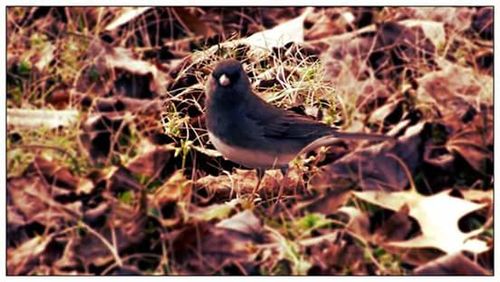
[205,59,393,196]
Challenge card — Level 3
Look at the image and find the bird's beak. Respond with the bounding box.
[219,74,230,86]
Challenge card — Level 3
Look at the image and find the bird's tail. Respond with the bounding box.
[332,131,395,142]
[298,131,395,156]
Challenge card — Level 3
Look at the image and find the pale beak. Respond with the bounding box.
[219,74,230,86]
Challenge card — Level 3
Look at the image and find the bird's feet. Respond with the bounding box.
[270,166,289,213]
[249,168,266,202]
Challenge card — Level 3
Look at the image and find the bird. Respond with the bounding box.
[205,59,394,199]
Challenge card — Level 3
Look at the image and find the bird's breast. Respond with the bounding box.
[207,131,294,169]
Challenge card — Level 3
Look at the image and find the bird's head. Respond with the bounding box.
[206,59,251,103]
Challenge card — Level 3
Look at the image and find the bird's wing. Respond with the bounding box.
[244,97,334,141]
[265,112,334,139]
[243,92,395,144]
[244,96,395,143]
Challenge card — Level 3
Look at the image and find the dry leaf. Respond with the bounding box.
[126,140,175,180]
[105,47,168,95]
[337,206,370,238]
[401,19,445,48]
[8,176,81,227]
[34,42,55,71]
[298,187,352,215]
[195,168,301,202]
[243,7,313,52]
[446,131,492,175]
[414,253,490,275]
[79,113,127,165]
[307,231,366,275]
[216,209,262,236]
[191,198,242,222]
[410,7,473,32]
[311,122,426,191]
[167,221,259,274]
[171,7,216,38]
[149,170,190,226]
[199,7,314,58]
[7,235,54,275]
[353,189,489,254]
[460,189,492,204]
[192,144,222,158]
[152,170,190,206]
[7,109,78,129]
[104,7,152,31]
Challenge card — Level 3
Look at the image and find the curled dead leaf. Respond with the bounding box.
[311,122,427,191]
[414,253,490,275]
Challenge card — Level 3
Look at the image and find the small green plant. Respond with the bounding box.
[117,190,135,205]
[293,213,333,238]
[7,124,90,177]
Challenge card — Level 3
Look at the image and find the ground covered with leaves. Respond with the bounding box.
[6,7,493,275]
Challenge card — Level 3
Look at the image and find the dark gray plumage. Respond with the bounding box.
[205,59,393,195]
